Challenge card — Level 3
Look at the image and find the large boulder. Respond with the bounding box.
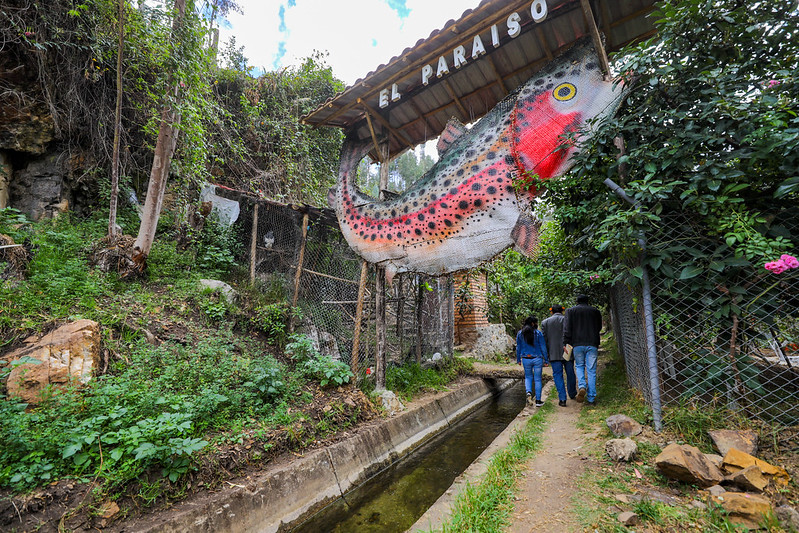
[462,324,514,360]
[726,465,768,492]
[709,429,758,456]
[3,320,101,404]
[655,443,724,487]
[606,414,643,437]
[606,438,638,462]
[722,448,791,487]
[711,492,772,529]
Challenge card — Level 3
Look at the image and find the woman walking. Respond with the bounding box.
[516,316,548,407]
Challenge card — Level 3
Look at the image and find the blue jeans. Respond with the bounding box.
[573,345,598,402]
[551,359,577,401]
[521,356,544,401]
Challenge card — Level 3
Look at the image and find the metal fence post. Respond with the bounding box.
[604,178,663,432]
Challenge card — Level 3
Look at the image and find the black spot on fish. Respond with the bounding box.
[405,219,411,225]
[497,177,504,183]
[506,185,515,193]
[387,234,392,240]
[413,201,418,207]
[488,168,497,176]
[444,219,453,227]
[554,70,565,78]
[487,151,496,159]
[474,199,483,207]
[505,155,515,165]
[391,210,396,217]
[444,179,451,186]
[458,200,469,210]
[404,206,409,213]
[441,202,449,209]
[487,186,497,194]
[586,61,598,70]
[534,78,545,86]
[429,207,436,214]
[370,234,376,241]
[430,194,437,200]
[466,150,475,157]
[472,183,482,191]
[545,82,554,90]
[377,225,382,231]
[431,180,438,186]
[417,214,425,221]
[455,214,462,220]
[457,169,464,177]
[450,188,458,195]
[415,228,422,236]
[428,222,435,230]
[471,165,479,172]
[397,232,402,238]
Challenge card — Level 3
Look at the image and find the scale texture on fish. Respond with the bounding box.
[331,39,625,280]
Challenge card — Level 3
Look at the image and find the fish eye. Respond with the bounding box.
[553,82,576,101]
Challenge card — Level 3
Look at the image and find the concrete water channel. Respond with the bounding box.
[139,378,524,533]
[292,380,525,532]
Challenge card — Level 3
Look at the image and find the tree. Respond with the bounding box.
[133,0,188,259]
[107,0,125,238]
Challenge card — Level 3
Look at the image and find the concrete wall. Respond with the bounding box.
[131,378,513,533]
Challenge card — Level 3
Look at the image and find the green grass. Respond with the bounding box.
[431,400,553,532]
[386,357,473,401]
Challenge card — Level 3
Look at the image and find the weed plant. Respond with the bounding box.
[386,357,473,401]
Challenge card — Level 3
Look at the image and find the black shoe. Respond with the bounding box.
[569,395,577,400]
[526,393,534,406]
[587,400,597,406]
[535,400,545,407]
[558,400,567,407]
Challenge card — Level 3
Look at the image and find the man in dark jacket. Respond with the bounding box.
[541,305,576,406]
[563,294,602,405]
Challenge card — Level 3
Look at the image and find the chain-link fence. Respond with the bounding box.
[612,210,799,427]
[242,196,454,381]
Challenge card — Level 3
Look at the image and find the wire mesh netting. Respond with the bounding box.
[244,197,454,380]
[611,211,799,426]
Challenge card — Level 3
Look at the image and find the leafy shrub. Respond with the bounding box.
[245,363,286,401]
[286,334,352,388]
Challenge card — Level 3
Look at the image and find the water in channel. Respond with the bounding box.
[292,381,525,533]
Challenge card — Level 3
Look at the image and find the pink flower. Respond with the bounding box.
[765,260,788,274]
[767,80,781,88]
[780,254,799,269]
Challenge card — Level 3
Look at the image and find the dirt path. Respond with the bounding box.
[507,383,598,533]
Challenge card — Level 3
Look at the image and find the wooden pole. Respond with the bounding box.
[580,0,612,80]
[351,260,369,378]
[416,276,424,365]
[290,212,309,332]
[249,202,259,283]
[375,142,389,389]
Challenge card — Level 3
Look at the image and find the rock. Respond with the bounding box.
[617,511,639,526]
[606,414,643,437]
[98,501,120,519]
[704,453,724,469]
[776,505,799,532]
[379,390,404,416]
[691,500,708,510]
[707,485,726,497]
[3,320,101,404]
[709,429,759,456]
[639,488,679,507]
[606,438,638,462]
[722,448,790,486]
[199,279,237,304]
[461,324,515,360]
[655,443,724,487]
[727,465,768,492]
[9,154,67,221]
[712,492,772,529]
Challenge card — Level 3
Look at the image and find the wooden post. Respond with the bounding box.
[396,275,404,357]
[290,212,310,332]
[351,260,368,377]
[375,142,389,390]
[580,0,611,81]
[249,202,259,283]
[416,276,424,365]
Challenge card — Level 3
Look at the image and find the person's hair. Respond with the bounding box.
[551,304,563,313]
[521,315,538,344]
[576,294,590,304]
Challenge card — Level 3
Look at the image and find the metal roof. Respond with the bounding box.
[303,0,657,160]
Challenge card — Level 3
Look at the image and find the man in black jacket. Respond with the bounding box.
[541,305,576,406]
[563,294,602,405]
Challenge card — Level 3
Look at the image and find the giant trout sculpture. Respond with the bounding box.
[330,39,624,281]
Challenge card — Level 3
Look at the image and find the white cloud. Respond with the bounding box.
[219,0,482,85]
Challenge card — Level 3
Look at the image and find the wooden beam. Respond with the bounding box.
[599,0,614,49]
[350,260,369,378]
[580,0,611,79]
[442,79,469,122]
[362,104,382,157]
[358,98,416,150]
[290,212,310,332]
[485,55,508,97]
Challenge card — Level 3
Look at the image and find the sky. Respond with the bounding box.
[217,0,484,86]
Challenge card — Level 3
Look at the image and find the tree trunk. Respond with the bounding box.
[108,0,125,238]
[132,0,187,257]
